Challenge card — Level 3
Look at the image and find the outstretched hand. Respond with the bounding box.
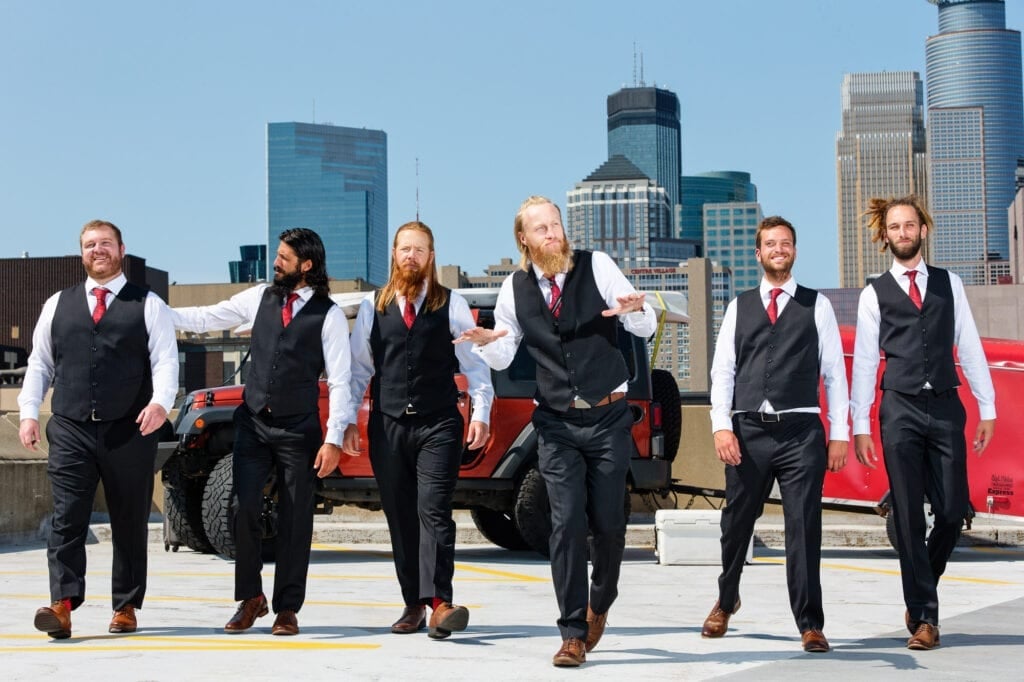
[453,327,508,346]
[602,292,646,317]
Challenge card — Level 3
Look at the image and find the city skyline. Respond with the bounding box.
[2,1,1023,289]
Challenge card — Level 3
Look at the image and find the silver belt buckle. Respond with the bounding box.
[760,412,780,423]
[405,405,418,415]
[90,409,101,422]
[573,397,592,409]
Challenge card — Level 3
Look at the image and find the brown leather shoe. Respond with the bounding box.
[34,601,72,639]
[801,629,830,652]
[585,605,608,653]
[109,605,137,633]
[272,610,299,636]
[552,637,586,667]
[391,605,426,634]
[224,594,268,633]
[907,623,940,650]
[428,602,469,639]
[701,598,740,638]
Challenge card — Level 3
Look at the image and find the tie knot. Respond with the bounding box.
[770,287,783,301]
[92,287,109,299]
[905,270,917,283]
[286,292,299,305]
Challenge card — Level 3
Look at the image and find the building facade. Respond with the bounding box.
[565,155,673,270]
[229,244,267,284]
[678,171,758,247]
[925,0,1024,284]
[607,86,682,209]
[836,71,929,287]
[703,201,763,293]
[267,122,388,286]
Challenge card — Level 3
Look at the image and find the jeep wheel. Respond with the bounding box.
[513,465,632,559]
[471,507,530,551]
[162,458,214,553]
[651,369,681,461]
[202,454,279,561]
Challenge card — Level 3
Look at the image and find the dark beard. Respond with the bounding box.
[271,269,303,298]
[890,237,922,261]
[396,265,427,301]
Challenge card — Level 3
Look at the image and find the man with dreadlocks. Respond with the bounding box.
[851,195,995,650]
[342,221,493,640]
[171,227,352,636]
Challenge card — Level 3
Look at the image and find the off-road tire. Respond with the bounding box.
[651,369,682,461]
[162,458,214,553]
[885,499,937,554]
[471,507,531,551]
[201,454,280,561]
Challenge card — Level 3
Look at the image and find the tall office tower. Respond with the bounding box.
[703,201,763,293]
[926,0,1024,284]
[229,244,268,283]
[565,155,673,270]
[267,122,388,286]
[836,72,928,287]
[607,86,681,210]
[678,171,757,247]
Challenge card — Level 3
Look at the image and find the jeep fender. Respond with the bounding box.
[493,424,539,480]
[175,406,239,436]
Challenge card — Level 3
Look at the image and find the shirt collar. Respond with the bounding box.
[531,263,566,284]
[86,273,127,296]
[759,277,796,298]
[890,260,926,278]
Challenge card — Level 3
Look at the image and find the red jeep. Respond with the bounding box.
[160,290,683,558]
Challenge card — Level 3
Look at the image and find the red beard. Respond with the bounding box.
[396,264,427,301]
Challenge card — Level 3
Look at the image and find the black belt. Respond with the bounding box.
[739,411,816,423]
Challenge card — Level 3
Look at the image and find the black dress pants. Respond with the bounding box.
[45,413,157,611]
[369,407,463,606]
[718,412,827,632]
[533,398,633,641]
[880,388,969,626]
[232,405,322,613]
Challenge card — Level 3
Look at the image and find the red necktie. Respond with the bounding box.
[92,287,109,324]
[767,287,783,325]
[906,270,922,310]
[547,277,562,318]
[281,292,299,327]
[403,300,416,329]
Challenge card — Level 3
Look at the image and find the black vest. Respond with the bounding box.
[369,290,459,418]
[244,288,333,417]
[50,282,152,421]
[732,285,821,411]
[872,266,959,394]
[512,250,629,412]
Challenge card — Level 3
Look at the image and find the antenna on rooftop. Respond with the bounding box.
[632,42,637,86]
[640,50,645,87]
[415,157,420,221]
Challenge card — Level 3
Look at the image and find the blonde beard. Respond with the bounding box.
[395,264,428,301]
[529,241,573,277]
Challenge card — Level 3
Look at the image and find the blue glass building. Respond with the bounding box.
[229,244,267,283]
[267,122,388,286]
[607,87,681,210]
[926,0,1024,284]
[678,171,758,247]
[703,201,763,293]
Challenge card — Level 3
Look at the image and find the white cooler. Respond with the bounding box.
[654,509,754,565]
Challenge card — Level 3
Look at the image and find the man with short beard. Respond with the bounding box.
[702,216,848,653]
[171,228,351,636]
[19,220,178,639]
[851,196,995,650]
[456,196,655,667]
[342,221,493,639]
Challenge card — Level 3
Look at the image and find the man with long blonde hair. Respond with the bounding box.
[456,196,655,667]
[343,221,493,639]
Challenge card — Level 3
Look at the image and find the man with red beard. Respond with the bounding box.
[456,196,655,667]
[19,220,178,639]
[852,196,995,650]
[702,216,848,653]
[342,221,493,639]
[171,228,351,636]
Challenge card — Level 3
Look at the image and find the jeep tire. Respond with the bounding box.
[470,507,530,551]
[202,453,279,561]
[162,458,214,553]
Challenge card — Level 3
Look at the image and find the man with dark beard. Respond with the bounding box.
[702,216,848,653]
[342,221,493,639]
[19,220,178,639]
[851,196,995,650]
[455,196,655,667]
[171,228,351,636]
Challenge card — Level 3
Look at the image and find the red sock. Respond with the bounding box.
[432,597,444,610]
[61,599,73,612]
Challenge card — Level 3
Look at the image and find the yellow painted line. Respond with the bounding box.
[754,557,1021,585]
[454,563,548,583]
[0,640,379,652]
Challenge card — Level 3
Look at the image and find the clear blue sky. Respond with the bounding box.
[2,0,1022,289]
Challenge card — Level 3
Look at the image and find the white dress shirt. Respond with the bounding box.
[344,286,495,426]
[170,283,353,446]
[473,250,657,398]
[709,278,850,441]
[850,261,996,435]
[18,273,180,421]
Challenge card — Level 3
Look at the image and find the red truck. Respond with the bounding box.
[160,290,685,559]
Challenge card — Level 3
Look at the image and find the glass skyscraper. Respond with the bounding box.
[703,201,763,293]
[229,244,267,283]
[267,122,388,286]
[836,72,928,287]
[925,0,1024,284]
[607,86,681,210]
[678,171,757,247]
